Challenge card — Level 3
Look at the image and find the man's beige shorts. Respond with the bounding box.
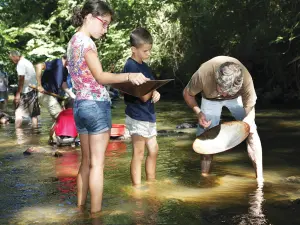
[15,90,40,119]
[38,92,62,119]
[125,115,157,138]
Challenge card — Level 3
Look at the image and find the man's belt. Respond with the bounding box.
[202,95,238,101]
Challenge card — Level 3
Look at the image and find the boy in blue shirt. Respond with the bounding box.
[123,28,161,188]
[35,55,75,119]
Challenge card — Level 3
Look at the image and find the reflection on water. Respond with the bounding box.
[235,184,267,225]
[248,185,265,222]
[55,151,79,179]
[55,151,79,200]
[16,128,26,145]
[15,127,43,146]
[248,185,267,224]
[1,101,300,224]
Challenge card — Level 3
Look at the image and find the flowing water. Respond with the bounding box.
[1,97,300,225]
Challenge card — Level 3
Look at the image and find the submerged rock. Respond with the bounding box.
[285,176,300,183]
[23,147,61,157]
[176,122,197,129]
[158,130,168,134]
[157,130,185,136]
[54,151,63,157]
[23,147,46,155]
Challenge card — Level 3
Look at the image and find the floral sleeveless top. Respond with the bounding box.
[67,32,110,101]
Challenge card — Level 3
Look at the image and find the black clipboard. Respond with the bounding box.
[111,79,173,97]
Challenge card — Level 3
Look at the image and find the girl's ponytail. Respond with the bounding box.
[71,6,84,27]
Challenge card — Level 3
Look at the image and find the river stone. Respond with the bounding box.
[54,151,63,157]
[176,122,197,129]
[23,147,46,155]
[157,130,185,136]
[23,146,60,157]
[285,176,300,183]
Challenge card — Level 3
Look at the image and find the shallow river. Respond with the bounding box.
[1,98,300,225]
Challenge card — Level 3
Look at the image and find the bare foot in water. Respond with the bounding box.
[90,211,105,225]
[77,205,85,214]
[133,184,149,192]
[146,179,157,185]
[201,172,210,177]
[90,210,102,218]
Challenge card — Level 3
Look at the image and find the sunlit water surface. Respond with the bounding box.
[1,99,300,224]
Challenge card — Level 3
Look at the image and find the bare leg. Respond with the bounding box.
[196,98,222,177]
[89,131,110,213]
[131,135,146,187]
[145,136,159,182]
[201,154,213,176]
[77,134,90,208]
[31,116,38,128]
[16,128,25,145]
[246,130,264,183]
[15,117,22,128]
[49,122,55,143]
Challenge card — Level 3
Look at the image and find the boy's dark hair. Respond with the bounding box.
[64,98,74,109]
[72,0,114,27]
[130,27,153,47]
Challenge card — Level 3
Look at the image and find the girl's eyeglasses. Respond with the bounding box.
[95,16,109,29]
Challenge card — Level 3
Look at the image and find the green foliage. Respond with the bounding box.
[100,2,184,79]
[0,0,300,101]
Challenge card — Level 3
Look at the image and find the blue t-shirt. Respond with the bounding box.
[122,58,156,122]
[42,59,68,94]
[66,74,72,89]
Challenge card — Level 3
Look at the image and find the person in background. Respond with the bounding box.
[0,110,10,124]
[35,55,75,120]
[49,98,78,147]
[0,66,8,112]
[9,50,40,128]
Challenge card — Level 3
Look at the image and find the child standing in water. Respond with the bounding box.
[123,28,160,188]
[67,0,149,214]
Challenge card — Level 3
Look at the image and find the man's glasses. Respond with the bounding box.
[95,16,109,29]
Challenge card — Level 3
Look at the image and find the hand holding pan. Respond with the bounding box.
[111,79,174,98]
[193,121,250,155]
[29,85,67,100]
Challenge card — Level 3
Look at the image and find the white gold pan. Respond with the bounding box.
[193,121,250,155]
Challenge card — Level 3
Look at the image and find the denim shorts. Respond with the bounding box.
[73,100,112,135]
